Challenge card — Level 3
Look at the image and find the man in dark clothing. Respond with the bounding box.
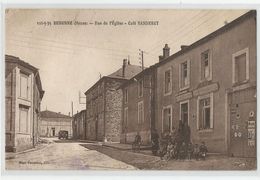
[132,132,141,152]
[151,129,160,155]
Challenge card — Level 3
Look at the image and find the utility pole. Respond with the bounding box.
[71,101,74,117]
[139,49,144,70]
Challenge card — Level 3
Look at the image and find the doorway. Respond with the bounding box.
[52,127,55,136]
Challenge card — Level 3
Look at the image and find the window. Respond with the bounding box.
[164,69,172,95]
[137,101,144,124]
[232,48,249,84]
[124,88,128,104]
[138,79,143,97]
[19,105,29,133]
[162,106,172,133]
[201,50,211,80]
[180,60,190,90]
[180,101,189,125]
[197,93,213,130]
[123,107,128,132]
[20,73,29,99]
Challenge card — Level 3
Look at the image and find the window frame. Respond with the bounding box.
[161,105,172,133]
[138,79,144,98]
[232,47,249,85]
[124,88,128,104]
[197,93,214,131]
[164,68,172,96]
[123,107,128,132]
[20,72,29,100]
[179,59,191,91]
[200,49,212,81]
[179,100,189,125]
[137,101,144,124]
[18,105,30,133]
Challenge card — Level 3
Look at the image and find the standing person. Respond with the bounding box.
[183,121,191,145]
[187,142,194,160]
[193,144,200,160]
[132,132,141,152]
[179,142,186,160]
[199,141,208,160]
[151,129,160,156]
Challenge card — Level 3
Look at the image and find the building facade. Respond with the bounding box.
[85,60,142,142]
[5,55,44,152]
[73,110,86,140]
[154,11,256,157]
[39,110,73,138]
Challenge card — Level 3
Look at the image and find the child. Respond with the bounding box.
[199,141,208,160]
[187,142,194,160]
[164,141,175,161]
[193,144,200,160]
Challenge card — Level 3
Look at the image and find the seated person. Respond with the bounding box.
[199,141,208,160]
[164,141,175,161]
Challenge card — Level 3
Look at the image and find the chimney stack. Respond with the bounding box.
[163,44,170,58]
[159,44,170,62]
[122,59,127,77]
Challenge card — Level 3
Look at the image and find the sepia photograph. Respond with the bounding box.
[3,8,257,171]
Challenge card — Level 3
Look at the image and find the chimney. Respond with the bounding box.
[163,44,170,58]
[181,45,188,50]
[122,59,127,77]
[159,44,170,62]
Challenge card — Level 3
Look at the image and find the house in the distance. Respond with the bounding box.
[85,59,143,142]
[39,110,73,138]
[5,55,44,152]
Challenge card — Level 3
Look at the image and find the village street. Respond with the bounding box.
[5,138,136,170]
[5,138,256,170]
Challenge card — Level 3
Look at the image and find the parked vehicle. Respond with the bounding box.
[58,130,68,139]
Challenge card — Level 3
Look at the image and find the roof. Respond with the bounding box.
[120,65,156,88]
[154,10,256,68]
[5,55,45,99]
[40,110,72,119]
[107,64,143,79]
[85,64,143,95]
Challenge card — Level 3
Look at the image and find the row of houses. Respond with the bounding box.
[73,10,256,157]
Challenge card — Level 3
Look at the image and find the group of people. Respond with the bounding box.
[150,121,208,161]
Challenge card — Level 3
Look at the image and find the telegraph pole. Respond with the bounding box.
[139,49,144,70]
[71,101,74,117]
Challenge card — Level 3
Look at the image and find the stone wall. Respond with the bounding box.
[105,79,124,142]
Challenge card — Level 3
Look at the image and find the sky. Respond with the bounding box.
[5,9,249,116]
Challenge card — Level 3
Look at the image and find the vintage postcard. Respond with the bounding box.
[3,8,257,171]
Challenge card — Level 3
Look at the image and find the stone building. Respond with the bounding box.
[85,60,142,142]
[154,10,256,157]
[5,55,44,152]
[39,110,73,138]
[72,110,86,140]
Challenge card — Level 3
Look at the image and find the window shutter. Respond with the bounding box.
[187,59,191,86]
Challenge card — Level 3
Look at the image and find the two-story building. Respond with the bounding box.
[85,59,142,142]
[5,55,44,152]
[120,10,256,157]
[155,10,256,157]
